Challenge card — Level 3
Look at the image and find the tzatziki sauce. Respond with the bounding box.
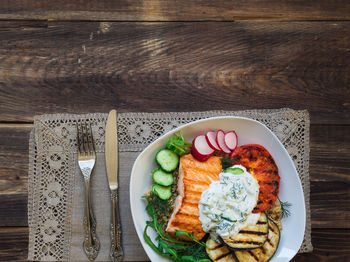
[198,165,260,240]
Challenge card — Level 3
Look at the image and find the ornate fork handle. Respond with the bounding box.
[83,179,100,261]
[110,189,123,262]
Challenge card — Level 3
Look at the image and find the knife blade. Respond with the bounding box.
[105,109,119,191]
[105,109,123,262]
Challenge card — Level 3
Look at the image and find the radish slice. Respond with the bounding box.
[191,135,215,162]
[216,130,231,154]
[224,131,238,150]
[205,131,220,151]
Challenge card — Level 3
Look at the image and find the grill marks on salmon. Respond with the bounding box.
[166,154,222,240]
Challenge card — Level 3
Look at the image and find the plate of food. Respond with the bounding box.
[130,116,305,262]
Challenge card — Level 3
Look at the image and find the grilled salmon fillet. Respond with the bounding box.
[166,154,222,240]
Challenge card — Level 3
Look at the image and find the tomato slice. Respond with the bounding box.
[230,144,280,213]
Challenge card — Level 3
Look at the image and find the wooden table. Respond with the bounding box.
[0,1,349,261]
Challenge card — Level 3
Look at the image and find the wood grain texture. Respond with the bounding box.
[0,0,350,21]
[310,124,350,182]
[310,181,350,228]
[1,227,349,261]
[0,227,28,261]
[0,21,349,124]
[0,195,27,227]
[0,125,31,194]
[293,229,350,262]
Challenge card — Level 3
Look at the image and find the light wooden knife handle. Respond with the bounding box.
[110,189,123,262]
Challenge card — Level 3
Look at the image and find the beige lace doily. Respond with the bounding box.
[28,109,312,261]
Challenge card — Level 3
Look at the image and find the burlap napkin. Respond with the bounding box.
[27,109,312,261]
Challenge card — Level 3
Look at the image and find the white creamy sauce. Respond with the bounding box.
[198,165,260,240]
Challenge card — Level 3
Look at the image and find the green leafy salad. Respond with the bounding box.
[143,132,211,262]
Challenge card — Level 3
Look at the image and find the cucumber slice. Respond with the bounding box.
[155,149,179,172]
[225,167,244,175]
[152,169,174,186]
[152,184,172,200]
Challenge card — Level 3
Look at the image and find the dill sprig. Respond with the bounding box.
[279,198,292,219]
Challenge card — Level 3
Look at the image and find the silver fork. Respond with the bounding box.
[76,122,100,261]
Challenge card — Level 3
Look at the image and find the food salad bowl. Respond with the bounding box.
[130,116,306,262]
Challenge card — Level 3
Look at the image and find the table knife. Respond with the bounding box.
[105,110,124,262]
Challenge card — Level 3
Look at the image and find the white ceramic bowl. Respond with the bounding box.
[130,116,306,262]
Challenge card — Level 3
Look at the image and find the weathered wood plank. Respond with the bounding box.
[0,227,28,261]
[0,227,349,261]
[0,22,349,124]
[0,194,27,227]
[0,0,350,21]
[293,229,350,262]
[0,125,31,194]
[310,124,350,182]
[310,181,350,228]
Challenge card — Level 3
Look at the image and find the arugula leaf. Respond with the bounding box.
[180,256,197,262]
[175,230,206,247]
[159,239,179,259]
[143,225,162,254]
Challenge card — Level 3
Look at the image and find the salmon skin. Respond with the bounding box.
[166,154,222,240]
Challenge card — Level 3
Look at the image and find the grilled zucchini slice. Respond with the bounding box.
[222,212,268,250]
[206,237,237,262]
[265,199,282,231]
[235,219,280,262]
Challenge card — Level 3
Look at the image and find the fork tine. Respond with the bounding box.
[81,122,88,156]
[84,122,92,155]
[88,122,95,154]
[76,123,81,156]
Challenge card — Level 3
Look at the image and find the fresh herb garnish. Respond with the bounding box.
[143,196,210,261]
[167,132,192,156]
[222,216,237,223]
[279,198,292,219]
[221,157,233,170]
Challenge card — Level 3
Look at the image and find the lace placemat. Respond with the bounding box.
[28,109,312,261]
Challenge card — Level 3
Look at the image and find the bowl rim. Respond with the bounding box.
[130,115,306,261]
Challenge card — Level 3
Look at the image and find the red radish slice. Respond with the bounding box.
[216,130,231,154]
[224,131,238,150]
[191,135,215,162]
[205,131,220,151]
